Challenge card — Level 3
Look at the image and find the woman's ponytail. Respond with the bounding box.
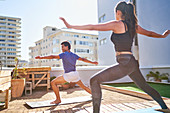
[115,1,138,38]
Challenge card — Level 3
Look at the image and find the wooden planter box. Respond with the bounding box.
[0,70,11,109]
[17,67,51,91]
[0,90,11,102]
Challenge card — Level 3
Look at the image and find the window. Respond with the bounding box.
[0,27,6,29]
[68,40,72,44]
[89,42,93,47]
[7,48,16,51]
[74,48,90,54]
[0,44,5,46]
[74,35,79,38]
[53,39,59,45]
[99,14,106,23]
[53,38,56,45]
[0,23,6,25]
[8,19,16,22]
[0,48,6,51]
[75,40,90,46]
[82,36,89,39]
[53,47,59,53]
[0,31,6,33]
[8,23,16,26]
[56,39,59,44]
[0,18,5,21]
[7,53,16,55]
[52,28,56,31]
[8,40,16,42]
[8,36,16,38]
[0,40,5,42]
[100,38,107,45]
[0,35,6,37]
[65,33,70,37]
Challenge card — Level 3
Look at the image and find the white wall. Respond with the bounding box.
[137,0,170,68]
[97,0,129,66]
[50,66,133,86]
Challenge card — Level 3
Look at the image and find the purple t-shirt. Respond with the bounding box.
[59,51,80,73]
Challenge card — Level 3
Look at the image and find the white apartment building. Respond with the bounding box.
[29,26,98,67]
[97,0,170,82]
[0,16,21,67]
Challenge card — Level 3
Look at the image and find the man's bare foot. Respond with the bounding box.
[155,109,170,113]
[50,100,61,104]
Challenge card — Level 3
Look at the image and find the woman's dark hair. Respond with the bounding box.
[61,41,71,50]
[115,1,138,38]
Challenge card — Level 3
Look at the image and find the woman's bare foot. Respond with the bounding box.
[155,109,170,113]
[50,100,61,104]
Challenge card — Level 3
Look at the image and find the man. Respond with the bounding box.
[35,41,98,104]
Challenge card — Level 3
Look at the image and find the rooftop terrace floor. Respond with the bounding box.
[0,86,170,113]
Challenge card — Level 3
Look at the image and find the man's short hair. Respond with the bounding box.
[61,41,71,50]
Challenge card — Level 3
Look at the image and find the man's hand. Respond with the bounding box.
[35,56,41,59]
[93,61,98,65]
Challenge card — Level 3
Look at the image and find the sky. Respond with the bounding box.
[0,0,98,61]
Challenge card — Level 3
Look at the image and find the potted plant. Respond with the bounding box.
[146,71,155,81]
[160,73,169,83]
[50,76,56,82]
[62,82,70,90]
[154,71,161,82]
[69,82,76,88]
[146,71,161,82]
[11,58,25,98]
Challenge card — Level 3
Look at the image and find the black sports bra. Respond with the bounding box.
[111,20,133,52]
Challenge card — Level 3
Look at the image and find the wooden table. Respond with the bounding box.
[17,67,51,91]
[0,70,11,109]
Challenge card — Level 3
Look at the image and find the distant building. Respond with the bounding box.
[0,16,21,67]
[29,26,98,67]
[18,59,28,67]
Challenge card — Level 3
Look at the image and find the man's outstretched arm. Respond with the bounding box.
[78,57,98,65]
[35,55,60,59]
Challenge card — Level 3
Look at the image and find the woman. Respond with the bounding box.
[60,1,170,113]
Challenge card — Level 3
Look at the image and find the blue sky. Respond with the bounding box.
[0,0,98,61]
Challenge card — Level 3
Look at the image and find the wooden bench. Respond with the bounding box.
[17,67,51,91]
[0,70,11,109]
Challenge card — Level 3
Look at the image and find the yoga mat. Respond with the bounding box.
[26,96,92,108]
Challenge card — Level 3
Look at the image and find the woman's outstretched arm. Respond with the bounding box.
[136,25,170,38]
[59,17,117,31]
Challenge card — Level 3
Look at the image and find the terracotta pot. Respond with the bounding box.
[62,84,69,90]
[161,80,168,83]
[11,79,25,98]
[69,83,76,88]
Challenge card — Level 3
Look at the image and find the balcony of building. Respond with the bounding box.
[0,27,21,33]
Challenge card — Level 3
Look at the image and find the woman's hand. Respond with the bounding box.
[162,30,170,38]
[59,17,72,28]
[59,17,116,31]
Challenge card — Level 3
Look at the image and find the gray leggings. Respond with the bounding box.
[90,54,168,113]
